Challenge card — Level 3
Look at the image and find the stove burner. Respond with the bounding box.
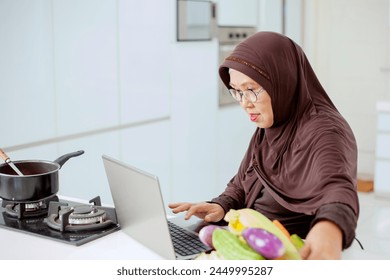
[2,195,59,219]
[0,195,119,246]
[62,205,106,225]
[46,196,114,232]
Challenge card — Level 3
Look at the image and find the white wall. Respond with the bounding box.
[303,0,390,177]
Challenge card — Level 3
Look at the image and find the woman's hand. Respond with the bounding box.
[299,220,343,260]
[168,202,225,223]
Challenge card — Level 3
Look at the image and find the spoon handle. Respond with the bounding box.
[0,148,24,176]
[0,148,10,162]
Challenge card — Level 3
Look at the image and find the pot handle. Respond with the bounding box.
[54,150,85,168]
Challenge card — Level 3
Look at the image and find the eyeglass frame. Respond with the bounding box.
[228,87,265,103]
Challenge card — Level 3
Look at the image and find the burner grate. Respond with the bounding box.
[2,196,59,219]
[0,196,120,246]
[46,196,116,232]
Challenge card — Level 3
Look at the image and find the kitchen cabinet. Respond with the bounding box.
[215,0,258,27]
[0,0,306,213]
[216,106,255,194]
[170,40,219,203]
[0,0,174,204]
[214,0,303,46]
[118,0,172,124]
[258,0,303,45]
[1,0,173,146]
[55,119,171,207]
[0,0,56,147]
[57,131,120,204]
[53,0,119,136]
[374,101,390,197]
[120,119,172,209]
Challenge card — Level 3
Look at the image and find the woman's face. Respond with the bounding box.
[229,69,274,128]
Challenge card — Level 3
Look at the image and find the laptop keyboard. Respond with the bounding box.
[168,221,210,257]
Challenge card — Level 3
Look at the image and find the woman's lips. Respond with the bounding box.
[250,114,259,122]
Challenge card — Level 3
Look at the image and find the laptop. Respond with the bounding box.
[102,155,210,260]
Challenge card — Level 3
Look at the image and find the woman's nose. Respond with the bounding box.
[240,96,253,108]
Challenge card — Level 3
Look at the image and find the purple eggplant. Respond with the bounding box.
[242,227,285,259]
[198,225,221,248]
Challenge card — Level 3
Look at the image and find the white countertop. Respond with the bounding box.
[0,226,163,260]
[0,196,385,260]
[0,219,383,260]
[0,226,385,260]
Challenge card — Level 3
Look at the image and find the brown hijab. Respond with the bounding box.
[219,32,359,216]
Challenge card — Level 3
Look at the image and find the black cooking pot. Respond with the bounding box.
[0,150,84,202]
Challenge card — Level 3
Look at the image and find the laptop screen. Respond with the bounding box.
[102,155,176,259]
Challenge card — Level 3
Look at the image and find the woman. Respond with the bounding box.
[169,31,359,260]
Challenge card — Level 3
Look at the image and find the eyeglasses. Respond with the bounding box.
[228,87,265,103]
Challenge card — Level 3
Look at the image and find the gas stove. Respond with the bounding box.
[0,195,120,246]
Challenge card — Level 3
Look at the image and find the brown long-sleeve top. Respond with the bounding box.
[211,129,358,248]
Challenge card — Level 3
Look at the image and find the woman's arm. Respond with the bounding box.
[300,219,343,259]
[299,203,357,259]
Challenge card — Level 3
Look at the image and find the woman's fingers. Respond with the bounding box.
[168,202,192,214]
[168,202,224,222]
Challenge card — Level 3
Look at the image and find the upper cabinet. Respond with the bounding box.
[52,0,119,136]
[214,0,303,46]
[0,0,174,150]
[118,0,172,124]
[0,0,57,147]
[215,0,258,27]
